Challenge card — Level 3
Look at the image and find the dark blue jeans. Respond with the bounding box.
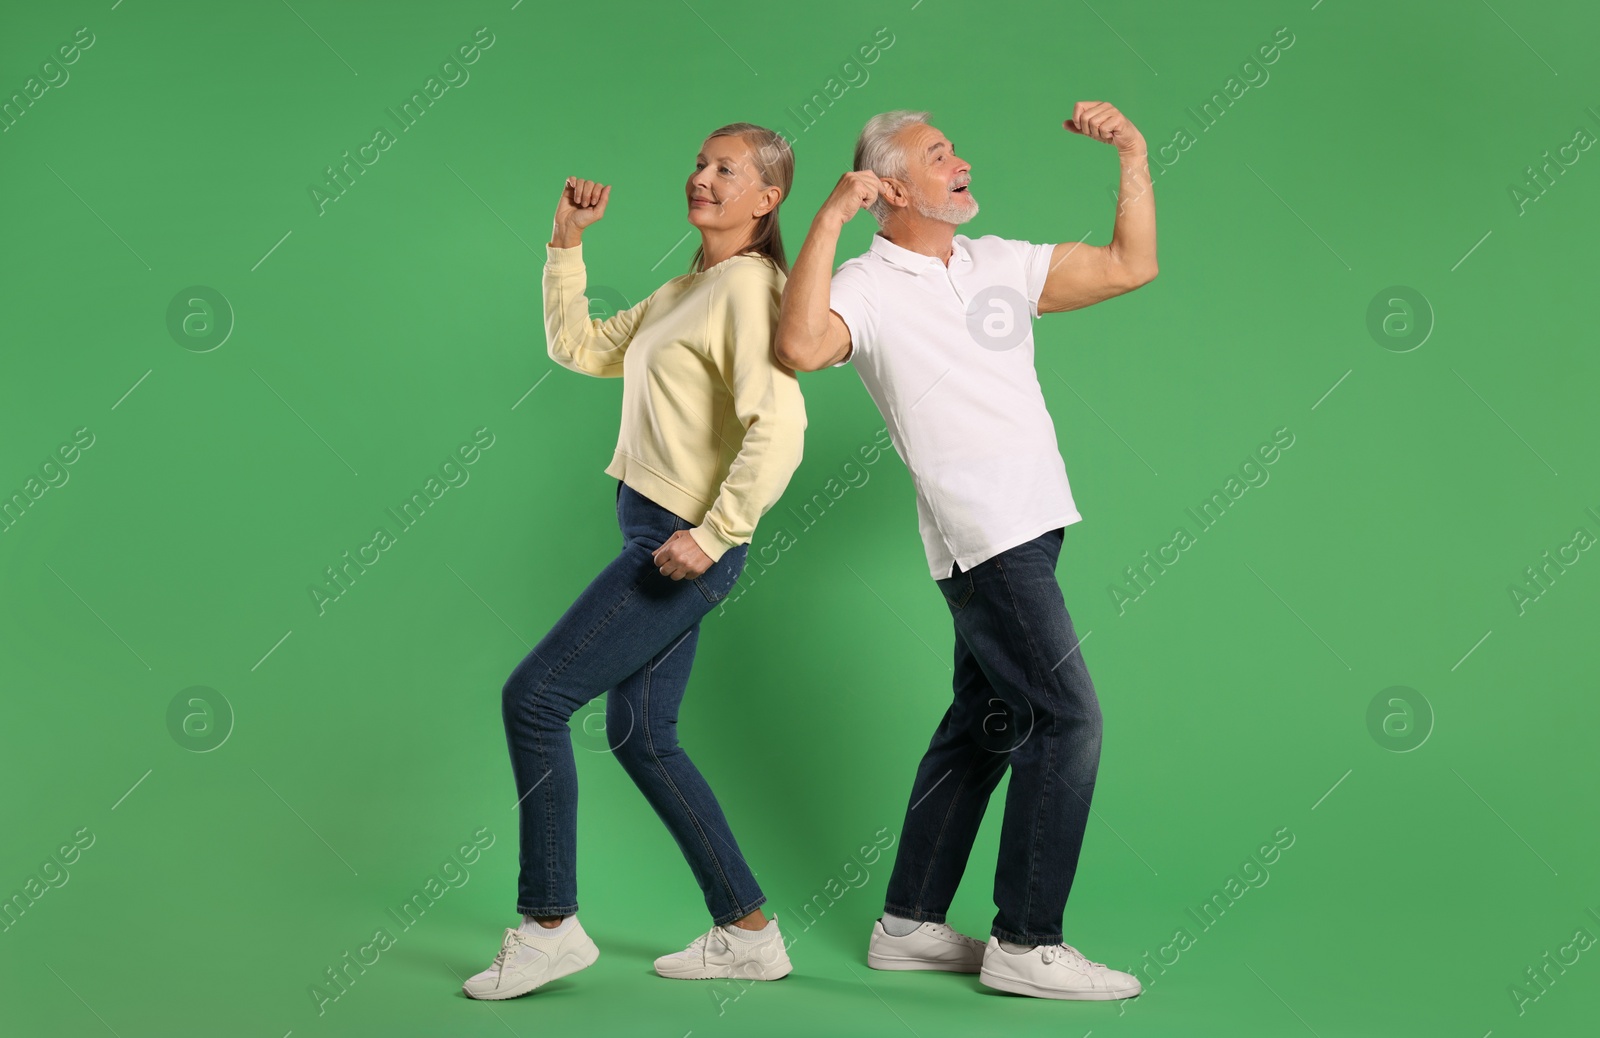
[501,480,763,926]
[882,527,1104,945]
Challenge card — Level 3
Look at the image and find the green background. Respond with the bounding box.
[3,1,1597,1035]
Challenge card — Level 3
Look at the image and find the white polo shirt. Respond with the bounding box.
[829,231,1083,580]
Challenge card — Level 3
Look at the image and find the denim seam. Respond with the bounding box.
[883,901,947,925]
[955,571,974,608]
[938,570,973,610]
[525,573,644,908]
[991,923,1064,945]
[993,550,1059,938]
[694,543,744,606]
[712,893,769,929]
[541,724,559,902]
[540,578,644,691]
[516,902,579,917]
[910,749,985,916]
[640,639,745,921]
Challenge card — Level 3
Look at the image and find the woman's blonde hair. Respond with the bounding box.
[689,123,794,275]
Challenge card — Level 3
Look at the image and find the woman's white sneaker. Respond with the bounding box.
[866,918,986,972]
[654,915,793,980]
[462,919,600,1000]
[978,937,1141,1000]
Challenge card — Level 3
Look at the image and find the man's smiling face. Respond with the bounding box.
[890,121,978,225]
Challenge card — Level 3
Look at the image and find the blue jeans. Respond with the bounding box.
[882,527,1103,945]
[501,480,763,926]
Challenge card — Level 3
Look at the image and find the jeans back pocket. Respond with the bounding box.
[695,542,749,605]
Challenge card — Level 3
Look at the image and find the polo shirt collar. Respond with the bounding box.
[869,231,971,274]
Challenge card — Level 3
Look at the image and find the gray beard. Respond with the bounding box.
[914,187,979,224]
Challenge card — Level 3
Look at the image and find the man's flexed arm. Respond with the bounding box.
[775,171,881,373]
[1037,101,1160,314]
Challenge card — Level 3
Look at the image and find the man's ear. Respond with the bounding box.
[877,177,909,210]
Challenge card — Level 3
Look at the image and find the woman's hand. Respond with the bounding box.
[652,530,713,580]
[551,176,611,247]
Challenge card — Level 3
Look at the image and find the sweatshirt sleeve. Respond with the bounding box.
[687,264,808,561]
[543,242,655,378]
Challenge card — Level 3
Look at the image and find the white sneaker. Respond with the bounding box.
[653,914,794,980]
[979,937,1141,1000]
[462,919,600,1000]
[866,918,985,972]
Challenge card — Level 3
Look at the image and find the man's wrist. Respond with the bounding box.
[810,211,848,236]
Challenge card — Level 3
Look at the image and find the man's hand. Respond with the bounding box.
[1036,100,1157,314]
[816,170,884,230]
[652,530,714,581]
[552,176,610,248]
[1063,101,1146,153]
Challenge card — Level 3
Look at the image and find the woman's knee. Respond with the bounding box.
[503,663,575,728]
[609,709,678,769]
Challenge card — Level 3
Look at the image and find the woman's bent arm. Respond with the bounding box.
[542,242,654,378]
[687,267,808,561]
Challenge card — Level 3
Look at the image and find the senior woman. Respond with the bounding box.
[464,123,806,1001]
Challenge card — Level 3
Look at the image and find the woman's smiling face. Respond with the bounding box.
[686,134,778,232]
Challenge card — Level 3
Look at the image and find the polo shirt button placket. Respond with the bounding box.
[943,259,967,306]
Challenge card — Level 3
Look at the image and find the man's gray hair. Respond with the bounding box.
[854,110,930,227]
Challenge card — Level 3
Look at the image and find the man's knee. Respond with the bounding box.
[1029,681,1102,739]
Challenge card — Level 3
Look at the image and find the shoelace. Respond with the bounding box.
[1039,942,1105,969]
[678,927,726,963]
[925,922,983,946]
[490,928,528,974]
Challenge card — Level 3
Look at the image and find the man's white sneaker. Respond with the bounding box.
[653,914,793,980]
[866,918,985,973]
[462,919,600,1000]
[978,937,1141,1000]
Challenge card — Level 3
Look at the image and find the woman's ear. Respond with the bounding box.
[755,183,782,219]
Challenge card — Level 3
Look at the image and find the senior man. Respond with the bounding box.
[775,104,1158,1001]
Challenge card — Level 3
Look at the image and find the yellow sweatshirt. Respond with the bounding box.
[543,243,807,561]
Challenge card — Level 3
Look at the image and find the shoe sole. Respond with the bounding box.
[464,942,600,1000]
[655,954,794,981]
[867,949,981,973]
[979,967,1140,1001]
[654,963,794,980]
